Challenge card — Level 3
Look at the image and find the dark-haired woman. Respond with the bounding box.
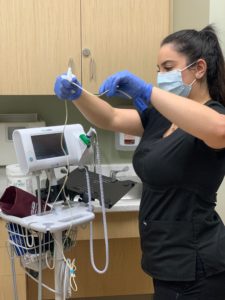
[54,25,225,299]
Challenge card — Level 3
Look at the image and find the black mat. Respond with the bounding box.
[59,167,136,209]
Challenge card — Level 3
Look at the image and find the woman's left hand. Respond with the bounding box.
[99,70,153,102]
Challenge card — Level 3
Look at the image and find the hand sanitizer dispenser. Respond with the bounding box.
[115,132,140,151]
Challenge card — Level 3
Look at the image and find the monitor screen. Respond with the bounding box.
[31,133,68,160]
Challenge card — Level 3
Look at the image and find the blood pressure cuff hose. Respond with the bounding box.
[0,186,47,217]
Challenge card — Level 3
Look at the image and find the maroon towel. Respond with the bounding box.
[0,186,48,217]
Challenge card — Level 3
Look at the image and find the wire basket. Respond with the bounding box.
[6,222,78,271]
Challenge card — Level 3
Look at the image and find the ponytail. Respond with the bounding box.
[161,24,225,106]
[199,25,225,106]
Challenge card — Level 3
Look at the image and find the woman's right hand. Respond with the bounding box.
[54,73,82,101]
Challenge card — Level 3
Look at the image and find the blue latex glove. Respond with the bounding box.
[134,97,148,113]
[54,73,82,101]
[99,70,153,102]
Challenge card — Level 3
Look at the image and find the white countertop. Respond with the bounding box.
[0,164,141,213]
[92,197,140,213]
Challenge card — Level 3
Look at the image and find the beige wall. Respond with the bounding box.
[209,0,225,54]
[173,0,209,31]
[172,0,225,54]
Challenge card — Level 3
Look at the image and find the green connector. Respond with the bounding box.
[79,134,91,147]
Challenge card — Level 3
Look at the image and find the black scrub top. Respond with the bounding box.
[133,100,225,281]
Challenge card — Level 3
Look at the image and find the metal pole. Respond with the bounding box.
[37,232,43,300]
[9,244,19,300]
[54,231,63,300]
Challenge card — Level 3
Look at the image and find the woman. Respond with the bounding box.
[54,25,225,299]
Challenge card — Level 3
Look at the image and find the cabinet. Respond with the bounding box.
[0,0,171,95]
[81,0,171,93]
[0,0,81,95]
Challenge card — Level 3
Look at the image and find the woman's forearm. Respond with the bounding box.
[73,91,116,130]
[72,90,143,136]
[151,87,225,148]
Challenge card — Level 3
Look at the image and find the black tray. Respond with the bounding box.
[59,167,136,209]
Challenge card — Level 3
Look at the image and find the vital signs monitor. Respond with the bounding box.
[13,124,90,174]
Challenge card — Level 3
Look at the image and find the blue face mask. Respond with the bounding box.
[157,62,196,97]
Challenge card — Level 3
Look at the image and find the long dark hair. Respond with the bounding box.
[161,25,225,106]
